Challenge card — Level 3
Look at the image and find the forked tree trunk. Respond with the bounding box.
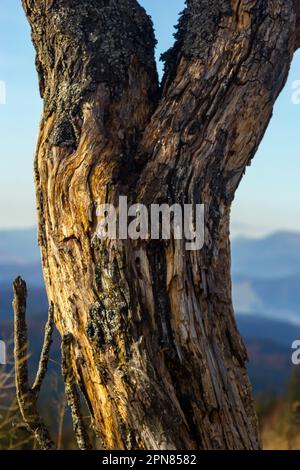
[22,0,299,450]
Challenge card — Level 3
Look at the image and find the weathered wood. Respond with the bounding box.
[61,333,93,450]
[32,303,54,393]
[22,0,300,449]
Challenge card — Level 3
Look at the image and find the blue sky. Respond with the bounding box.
[0,0,299,238]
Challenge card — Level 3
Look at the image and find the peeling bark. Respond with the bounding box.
[22,0,300,450]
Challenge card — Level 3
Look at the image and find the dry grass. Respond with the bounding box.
[262,430,300,450]
[259,399,300,450]
[0,358,33,450]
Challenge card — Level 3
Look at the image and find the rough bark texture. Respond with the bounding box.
[22,0,299,450]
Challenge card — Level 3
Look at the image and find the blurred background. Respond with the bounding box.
[0,0,300,449]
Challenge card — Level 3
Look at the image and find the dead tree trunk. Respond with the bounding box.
[22,0,299,450]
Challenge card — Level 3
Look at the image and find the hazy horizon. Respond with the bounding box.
[1,224,300,242]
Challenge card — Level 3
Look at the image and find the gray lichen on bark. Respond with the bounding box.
[23,0,158,148]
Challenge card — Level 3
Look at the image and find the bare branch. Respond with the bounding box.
[13,276,55,450]
[13,277,29,396]
[32,303,54,393]
[61,334,92,450]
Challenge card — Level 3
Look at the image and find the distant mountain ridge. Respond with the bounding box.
[236,314,299,393]
[236,314,300,348]
[1,227,300,324]
[233,273,300,325]
[2,227,300,277]
[231,230,300,324]
[0,282,47,320]
[231,230,300,279]
[0,228,43,287]
[0,228,44,320]
[0,228,40,264]
[0,227,300,394]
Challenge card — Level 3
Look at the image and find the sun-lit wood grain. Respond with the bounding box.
[22,0,300,449]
